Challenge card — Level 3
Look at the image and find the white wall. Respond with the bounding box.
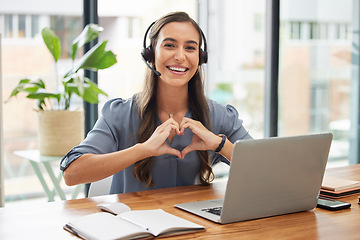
[281,0,352,22]
[0,0,82,15]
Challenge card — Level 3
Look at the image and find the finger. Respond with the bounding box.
[180,145,195,159]
[155,124,178,144]
[165,116,180,126]
[165,118,181,134]
[179,118,193,134]
[180,117,203,132]
[157,121,180,135]
[165,147,182,158]
[180,121,200,136]
[157,117,179,128]
[164,123,180,135]
[179,117,195,127]
[149,124,180,150]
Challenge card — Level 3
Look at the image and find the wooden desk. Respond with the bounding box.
[0,164,359,239]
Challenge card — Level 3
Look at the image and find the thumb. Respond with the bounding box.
[180,145,195,159]
[165,146,182,158]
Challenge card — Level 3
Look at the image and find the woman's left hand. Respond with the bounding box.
[179,117,221,159]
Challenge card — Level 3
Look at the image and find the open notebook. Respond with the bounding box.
[64,203,205,239]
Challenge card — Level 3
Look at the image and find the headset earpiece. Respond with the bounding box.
[141,46,153,63]
[199,29,208,65]
[141,22,156,63]
[200,49,208,65]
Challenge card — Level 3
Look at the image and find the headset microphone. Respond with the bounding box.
[141,54,161,76]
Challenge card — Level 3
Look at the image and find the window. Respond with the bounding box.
[310,82,330,132]
[1,14,41,39]
[31,15,39,38]
[50,16,82,58]
[3,13,82,204]
[254,13,264,32]
[290,21,301,39]
[204,0,266,139]
[336,23,350,40]
[4,14,13,38]
[2,0,200,205]
[18,15,26,38]
[279,0,354,167]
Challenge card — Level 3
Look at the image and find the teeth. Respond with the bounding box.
[169,67,186,72]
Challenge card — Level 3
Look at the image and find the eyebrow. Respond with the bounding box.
[162,37,199,45]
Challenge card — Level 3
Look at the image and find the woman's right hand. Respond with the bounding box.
[142,118,181,158]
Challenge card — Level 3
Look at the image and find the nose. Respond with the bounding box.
[174,48,186,62]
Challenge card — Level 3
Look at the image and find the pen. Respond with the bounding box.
[121,216,150,231]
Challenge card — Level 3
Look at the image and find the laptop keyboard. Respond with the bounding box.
[201,207,222,216]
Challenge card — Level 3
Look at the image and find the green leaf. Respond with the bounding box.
[82,81,108,103]
[65,80,107,104]
[34,79,46,88]
[62,75,82,97]
[37,100,45,110]
[71,24,103,60]
[82,86,100,103]
[6,78,46,101]
[23,87,41,93]
[42,28,61,62]
[27,92,61,102]
[70,41,117,74]
[74,75,84,96]
[84,78,108,96]
[19,79,31,84]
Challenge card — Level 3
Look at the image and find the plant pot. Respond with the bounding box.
[38,110,84,156]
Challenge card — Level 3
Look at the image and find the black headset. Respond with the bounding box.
[141,21,208,67]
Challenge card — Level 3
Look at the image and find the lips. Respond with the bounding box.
[166,66,189,73]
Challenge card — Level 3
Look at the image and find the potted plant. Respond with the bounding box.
[6,24,117,156]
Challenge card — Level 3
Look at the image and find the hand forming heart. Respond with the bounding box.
[143,117,221,159]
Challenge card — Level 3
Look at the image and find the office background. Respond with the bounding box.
[0,0,358,204]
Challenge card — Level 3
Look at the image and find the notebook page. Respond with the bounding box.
[67,212,150,240]
[120,209,204,236]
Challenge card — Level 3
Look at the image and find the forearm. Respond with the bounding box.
[218,137,233,161]
[63,143,150,186]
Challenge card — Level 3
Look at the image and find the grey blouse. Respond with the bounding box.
[60,96,252,194]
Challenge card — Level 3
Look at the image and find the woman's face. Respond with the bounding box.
[154,21,200,88]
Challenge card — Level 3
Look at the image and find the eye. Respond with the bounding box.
[186,46,196,51]
[164,43,175,48]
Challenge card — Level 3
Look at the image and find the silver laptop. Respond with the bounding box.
[175,133,333,224]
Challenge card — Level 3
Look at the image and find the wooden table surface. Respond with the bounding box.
[0,164,359,240]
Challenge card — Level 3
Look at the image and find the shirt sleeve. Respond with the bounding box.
[60,98,136,171]
[209,100,252,165]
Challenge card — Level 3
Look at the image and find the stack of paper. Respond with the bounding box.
[320,176,360,198]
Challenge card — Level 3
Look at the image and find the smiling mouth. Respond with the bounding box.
[167,66,189,72]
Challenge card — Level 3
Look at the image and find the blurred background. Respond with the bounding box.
[0,0,356,204]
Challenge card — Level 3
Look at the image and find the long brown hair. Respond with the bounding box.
[133,12,214,187]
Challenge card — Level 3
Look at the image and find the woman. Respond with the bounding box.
[60,12,252,194]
